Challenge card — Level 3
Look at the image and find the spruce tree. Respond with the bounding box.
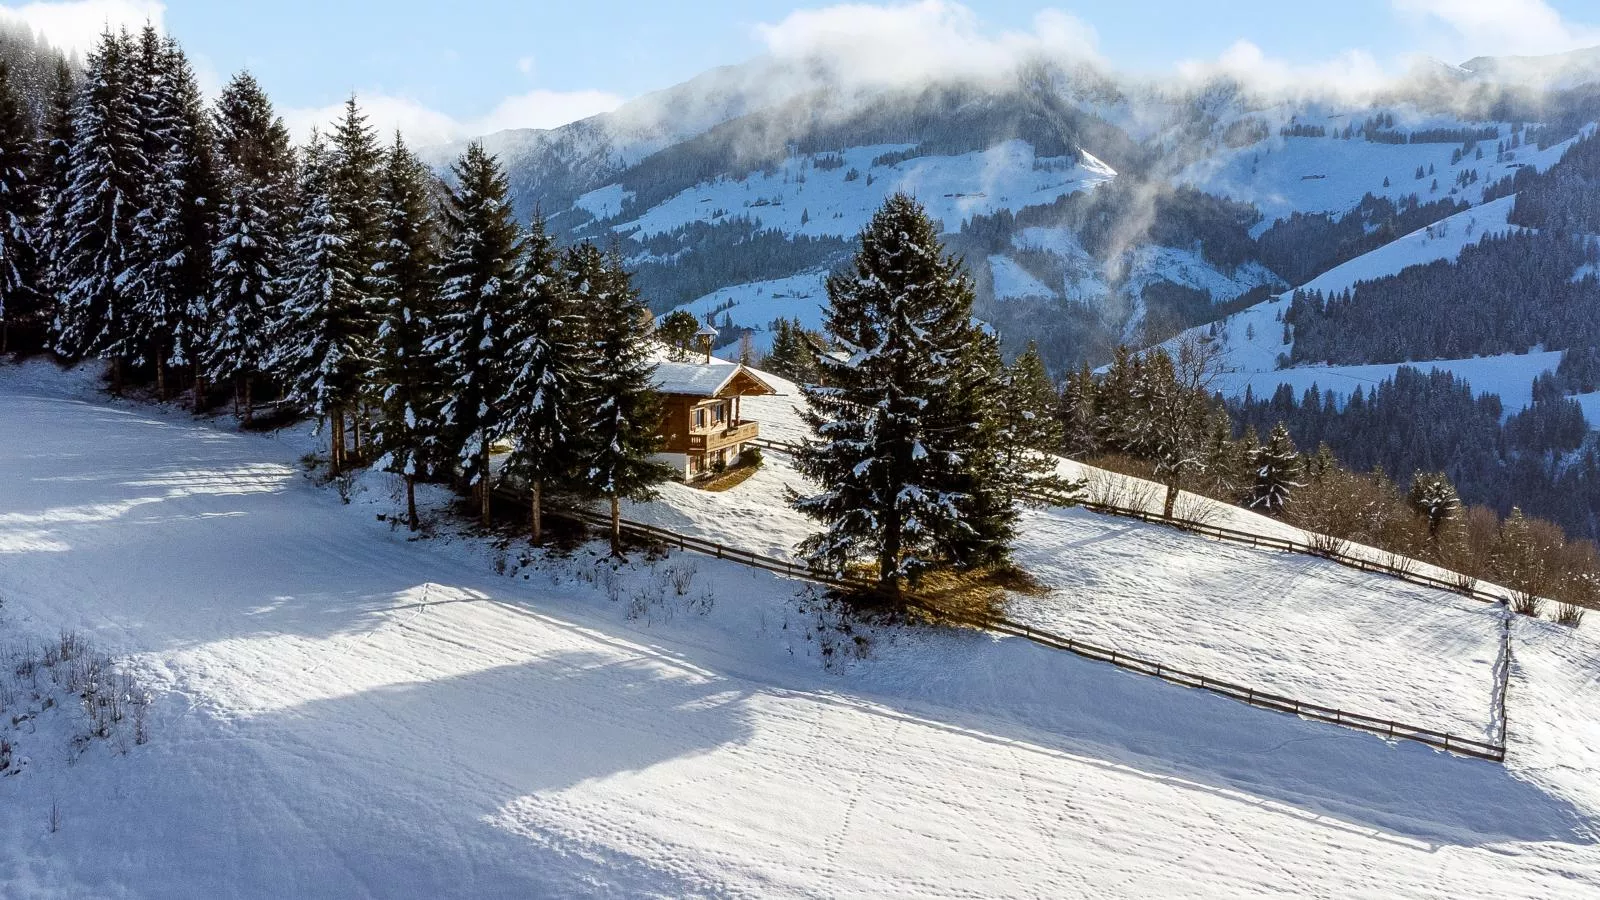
[54,29,148,385]
[1250,422,1301,516]
[369,134,442,531]
[208,71,294,417]
[0,59,40,355]
[33,58,73,325]
[567,242,669,556]
[275,133,366,469]
[1001,342,1063,452]
[656,309,700,361]
[793,193,1024,592]
[328,96,384,449]
[1408,471,1460,547]
[427,142,523,527]
[503,216,582,544]
[127,34,217,400]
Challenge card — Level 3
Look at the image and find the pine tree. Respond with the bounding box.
[427,142,523,527]
[275,133,366,469]
[1001,342,1062,452]
[1408,471,1460,547]
[0,59,40,354]
[33,58,73,326]
[566,242,669,556]
[369,133,442,531]
[793,193,1025,592]
[54,29,148,386]
[208,71,294,418]
[656,308,699,361]
[1250,422,1301,515]
[328,96,384,450]
[127,33,217,400]
[503,216,581,544]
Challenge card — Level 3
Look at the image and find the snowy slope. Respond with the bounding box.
[1181,130,1579,233]
[1173,194,1571,415]
[596,140,1117,240]
[675,271,831,354]
[3,361,1600,898]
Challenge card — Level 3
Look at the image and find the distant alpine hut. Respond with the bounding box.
[651,358,776,480]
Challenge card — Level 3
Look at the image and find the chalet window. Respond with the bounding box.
[694,408,706,429]
[712,403,726,424]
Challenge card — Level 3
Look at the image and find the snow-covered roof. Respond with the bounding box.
[651,360,777,398]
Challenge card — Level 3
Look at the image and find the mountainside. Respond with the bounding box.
[438,49,1600,374]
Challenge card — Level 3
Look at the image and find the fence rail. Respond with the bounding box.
[547,501,1506,763]
[751,438,1520,609]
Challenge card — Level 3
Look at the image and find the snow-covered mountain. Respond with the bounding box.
[434,47,1600,377]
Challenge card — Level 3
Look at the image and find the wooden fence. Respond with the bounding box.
[554,503,1507,763]
[749,438,1519,609]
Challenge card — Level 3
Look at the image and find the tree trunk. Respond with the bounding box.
[110,356,124,395]
[243,379,254,427]
[880,512,902,597]
[479,444,492,529]
[155,356,167,402]
[406,474,418,532]
[609,495,622,557]
[192,362,205,412]
[1163,481,1179,519]
[0,318,8,356]
[530,480,543,545]
[330,411,344,473]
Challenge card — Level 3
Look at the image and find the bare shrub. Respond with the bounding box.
[595,565,624,604]
[1556,603,1586,628]
[1512,593,1545,618]
[1082,460,1161,514]
[665,561,698,596]
[688,587,716,615]
[1170,490,1222,528]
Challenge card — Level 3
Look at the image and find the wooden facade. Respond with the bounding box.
[652,363,776,480]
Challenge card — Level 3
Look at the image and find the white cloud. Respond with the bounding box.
[754,0,1102,87]
[1177,39,1392,98]
[516,56,535,76]
[1393,0,1600,58]
[284,87,624,147]
[0,0,164,57]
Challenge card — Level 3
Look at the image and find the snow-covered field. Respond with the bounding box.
[594,141,1117,241]
[2,359,1600,898]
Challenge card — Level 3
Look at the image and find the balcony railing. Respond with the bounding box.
[688,420,759,451]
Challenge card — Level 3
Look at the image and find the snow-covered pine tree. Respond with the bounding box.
[127,33,217,400]
[565,242,669,556]
[1057,363,1099,457]
[792,193,1017,592]
[0,59,40,355]
[275,133,366,470]
[1001,342,1063,452]
[328,97,384,450]
[31,58,73,326]
[656,309,699,361]
[208,71,294,417]
[502,215,582,544]
[53,29,148,387]
[1249,421,1301,516]
[369,134,443,531]
[427,142,523,527]
[1408,471,1460,545]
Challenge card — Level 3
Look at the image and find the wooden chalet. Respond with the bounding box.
[651,359,777,480]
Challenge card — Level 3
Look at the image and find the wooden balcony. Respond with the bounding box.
[688,420,759,452]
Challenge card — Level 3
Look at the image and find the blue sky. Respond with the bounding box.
[3,0,1599,143]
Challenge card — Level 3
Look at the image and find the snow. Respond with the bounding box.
[673,270,831,354]
[3,358,1600,897]
[573,183,633,221]
[987,255,1053,300]
[1180,130,1579,234]
[613,140,1117,241]
[650,359,767,397]
[1297,193,1522,298]
[1175,196,1568,418]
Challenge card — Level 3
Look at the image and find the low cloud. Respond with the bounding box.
[284,87,624,147]
[0,0,164,57]
[754,0,1103,87]
[1177,40,1392,99]
[1393,0,1600,58]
